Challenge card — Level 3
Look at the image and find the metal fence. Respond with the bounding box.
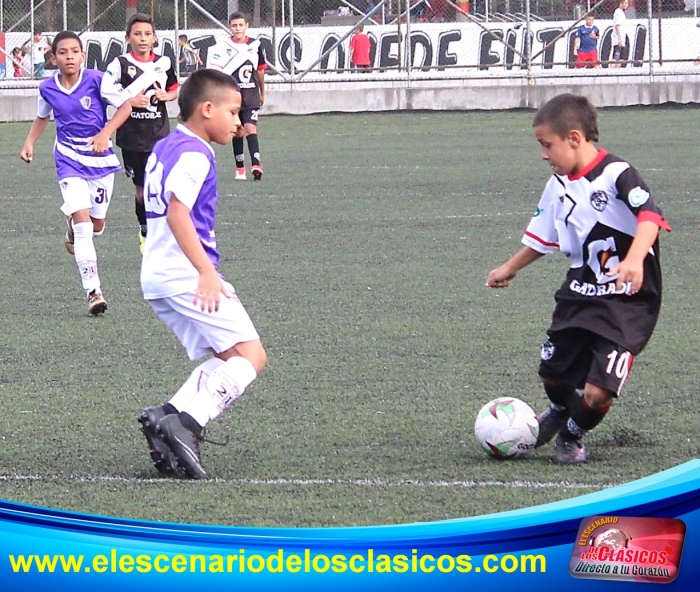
[1,0,700,83]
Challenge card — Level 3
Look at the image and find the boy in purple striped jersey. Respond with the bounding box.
[138,69,267,479]
[20,31,132,315]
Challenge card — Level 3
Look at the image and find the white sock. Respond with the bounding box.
[180,356,257,427]
[168,358,224,411]
[73,221,100,293]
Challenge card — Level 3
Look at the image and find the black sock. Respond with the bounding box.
[543,382,577,409]
[233,138,245,169]
[246,134,261,167]
[560,395,611,440]
[179,411,203,437]
[135,193,146,226]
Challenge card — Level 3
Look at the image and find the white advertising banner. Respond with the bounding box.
[1,18,697,80]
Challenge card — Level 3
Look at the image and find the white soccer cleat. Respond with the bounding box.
[235,168,247,181]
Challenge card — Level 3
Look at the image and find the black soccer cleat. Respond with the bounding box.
[138,406,178,475]
[535,406,570,448]
[156,413,207,479]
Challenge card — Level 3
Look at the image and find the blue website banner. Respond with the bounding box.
[2,460,699,590]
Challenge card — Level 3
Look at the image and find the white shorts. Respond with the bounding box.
[148,285,260,361]
[59,174,115,219]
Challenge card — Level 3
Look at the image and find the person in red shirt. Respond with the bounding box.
[12,47,26,77]
[349,25,371,72]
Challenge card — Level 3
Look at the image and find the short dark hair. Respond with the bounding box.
[178,34,187,41]
[533,93,599,142]
[51,31,82,55]
[178,69,240,122]
[126,13,155,35]
[228,11,248,23]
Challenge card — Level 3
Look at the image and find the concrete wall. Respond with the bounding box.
[2,74,699,122]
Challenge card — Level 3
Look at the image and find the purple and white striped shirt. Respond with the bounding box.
[38,68,121,180]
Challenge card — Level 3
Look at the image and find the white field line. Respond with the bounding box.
[0,474,612,489]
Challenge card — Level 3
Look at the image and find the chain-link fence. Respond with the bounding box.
[2,0,700,82]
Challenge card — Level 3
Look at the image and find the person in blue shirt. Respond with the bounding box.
[574,14,600,69]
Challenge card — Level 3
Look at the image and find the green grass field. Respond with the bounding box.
[0,107,698,527]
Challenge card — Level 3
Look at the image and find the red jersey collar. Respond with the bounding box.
[129,51,157,63]
[568,148,608,181]
[230,36,250,44]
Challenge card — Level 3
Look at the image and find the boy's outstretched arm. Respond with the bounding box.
[20,116,50,162]
[167,196,230,313]
[486,246,543,288]
[607,220,660,294]
[90,101,133,153]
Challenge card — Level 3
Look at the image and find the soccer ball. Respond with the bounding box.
[474,397,539,459]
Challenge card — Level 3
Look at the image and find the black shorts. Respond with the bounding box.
[538,328,634,396]
[612,42,628,62]
[240,108,260,127]
[121,150,150,187]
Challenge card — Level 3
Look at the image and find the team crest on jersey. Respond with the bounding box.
[628,187,650,207]
[590,191,609,212]
[80,96,91,109]
[127,65,137,77]
[541,339,555,361]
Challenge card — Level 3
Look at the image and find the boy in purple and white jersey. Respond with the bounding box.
[20,31,132,315]
[138,69,267,479]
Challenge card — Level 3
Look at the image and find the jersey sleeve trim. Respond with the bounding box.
[637,211,672,232]
[523,231,559,248]
[37,91,52,118]
[166,81,180,91]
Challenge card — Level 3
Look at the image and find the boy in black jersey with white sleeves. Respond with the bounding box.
[486,94,671,465]
[207,12,266,181]
[102,13,179,253]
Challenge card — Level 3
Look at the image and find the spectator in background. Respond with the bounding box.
[573,14,600,69]
[349,24,371,72]
[11,47,27,77]
[26,29,51,77]
[611,0,629,68]
[178,34,202,75]
[418,0,447,23]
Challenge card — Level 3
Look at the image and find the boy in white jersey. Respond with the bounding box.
[20,31,132,315]
[138,69,267,479]
[102,13,179,254]
[486,94,670,464]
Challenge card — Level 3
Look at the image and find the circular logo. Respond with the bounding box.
[628,186,650,208]
[590,191,609,212]
[540,339,555,361]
